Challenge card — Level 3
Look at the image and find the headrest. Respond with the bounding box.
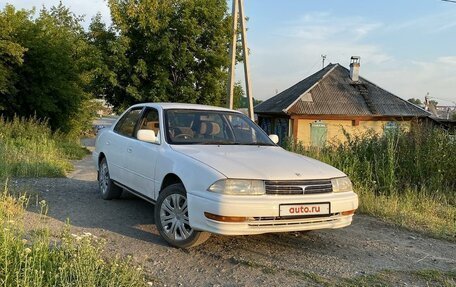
[145,122,156,129]
[199,121,220,136]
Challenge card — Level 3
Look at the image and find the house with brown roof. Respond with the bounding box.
[255,57,430,146]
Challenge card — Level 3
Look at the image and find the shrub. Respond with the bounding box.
[286,125,455,201]
[0,116,87,178]
[0,183,146,286]
[285,125,456,240]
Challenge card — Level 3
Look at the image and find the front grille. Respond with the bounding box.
[248,213,341,227]
[265,180,333,195]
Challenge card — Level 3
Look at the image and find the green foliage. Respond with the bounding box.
[232,81,262,109]
[93,0,231,111]
[407,98,422,105]
[0,116,87,178]
[0,186,146,286]
[286,125,456,240]
[287,125,455,199]
[0,4,99,134]
[0,5,28,98]
[2,1,239,131]
[429,100,438,106]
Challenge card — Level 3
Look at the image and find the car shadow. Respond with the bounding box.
[19,177,167,247]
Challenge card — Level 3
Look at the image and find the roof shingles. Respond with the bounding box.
[255,64,429,117]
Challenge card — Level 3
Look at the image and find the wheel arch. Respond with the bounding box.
[160,173,183,192]
[98,152,106,166]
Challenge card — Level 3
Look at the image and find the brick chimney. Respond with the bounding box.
[350,56,361,82]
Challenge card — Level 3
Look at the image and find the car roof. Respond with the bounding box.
[132,102,241,113]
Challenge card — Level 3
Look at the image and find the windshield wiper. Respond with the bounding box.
[242,142,276,146]
[200,141,241,145]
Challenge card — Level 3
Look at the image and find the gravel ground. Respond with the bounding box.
[10,134,456,286]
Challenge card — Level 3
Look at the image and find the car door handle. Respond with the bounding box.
[127,147,133,153]
[106,140,110,145]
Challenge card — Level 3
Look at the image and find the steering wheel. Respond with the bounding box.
[174,133,194,140]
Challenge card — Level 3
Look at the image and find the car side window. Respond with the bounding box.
[114,108,143,137]
[137,108,161,144]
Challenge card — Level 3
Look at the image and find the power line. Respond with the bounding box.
[442,0,456,3]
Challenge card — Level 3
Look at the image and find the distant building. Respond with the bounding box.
[92,98,113,117]
[255,57,430,146]
[435,106,456,120]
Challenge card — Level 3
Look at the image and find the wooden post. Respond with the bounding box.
[238,0,255,120]
[227,0,239,110]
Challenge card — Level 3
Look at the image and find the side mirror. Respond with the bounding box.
[269,134,279,144]
[137,129,157,143]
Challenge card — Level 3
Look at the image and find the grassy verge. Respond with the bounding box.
[340,269,456,287]
[0,183,146,286]
[358,188,455,241]
[230,256,456,287]
[0,116,88,178]
[286,125,456,241]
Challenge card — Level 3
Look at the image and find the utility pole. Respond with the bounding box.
[227,0,254,120]
[227,0,239,112]
[321,55,327,69]
[424,92,430,111]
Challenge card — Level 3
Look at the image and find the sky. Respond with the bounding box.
[3,0,456,105]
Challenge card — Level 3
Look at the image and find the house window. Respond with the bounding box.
[311,121,327,147]
[384,121,398,135]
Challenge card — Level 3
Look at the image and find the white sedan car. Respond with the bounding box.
[94,103,358,248]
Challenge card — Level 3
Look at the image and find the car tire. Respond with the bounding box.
[98,157,122,200]
[155,183,210,248]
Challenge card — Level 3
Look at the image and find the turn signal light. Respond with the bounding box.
[204,212,247,222]
[341,210,355,216]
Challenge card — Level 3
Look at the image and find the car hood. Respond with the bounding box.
[171,145,346,180]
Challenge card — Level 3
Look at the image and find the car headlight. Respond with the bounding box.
[208,179,265,195]
[331,177,353,193]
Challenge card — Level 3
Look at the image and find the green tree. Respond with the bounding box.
[101,0,231,111]
[0,5,29,107]
[407,98,422,105]
[232,81,262,109]
[0,3,99,134]
[233,81,244,109]
[87,13,119,100]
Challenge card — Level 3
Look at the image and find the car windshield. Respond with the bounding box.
[165,109,275,145]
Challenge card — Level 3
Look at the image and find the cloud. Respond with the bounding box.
[278,12,383,42]
[244,12,390,100]
[383,11,456,34]
[438,56,456,65]
[366,58,456,104]
[241,11,456,105]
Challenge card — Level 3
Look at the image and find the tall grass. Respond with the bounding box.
[0,182,146,286]
[286,124,456,241]
[0,116,88,178]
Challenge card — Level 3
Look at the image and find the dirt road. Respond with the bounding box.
[14,137,456,286]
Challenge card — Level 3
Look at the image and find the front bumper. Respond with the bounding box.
[187,191,358,235]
